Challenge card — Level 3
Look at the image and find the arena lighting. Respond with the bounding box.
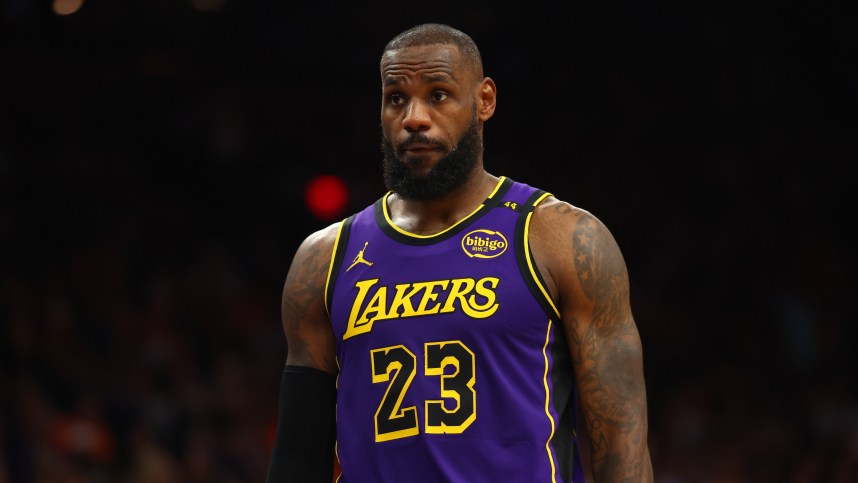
[52,0,83,15]
[304,175,349,221]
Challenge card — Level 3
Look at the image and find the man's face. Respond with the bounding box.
[379,44,482,200]
[381,110,481,201]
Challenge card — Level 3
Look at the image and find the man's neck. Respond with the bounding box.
[386,169,499,236]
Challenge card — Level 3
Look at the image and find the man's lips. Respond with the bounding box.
[401,143,442,153]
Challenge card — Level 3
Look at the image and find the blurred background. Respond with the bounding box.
[1,1,856,482]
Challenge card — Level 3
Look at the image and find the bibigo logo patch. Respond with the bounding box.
[461,229,508,259]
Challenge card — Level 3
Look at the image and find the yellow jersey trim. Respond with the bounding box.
[324,220,347,317]
[381,176,507,239]
[542,319,558,483]
[524,193,561,319]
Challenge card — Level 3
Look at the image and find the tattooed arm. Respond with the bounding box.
[282,224,339,373]
[530,198,653,482]
[266,224,340,483]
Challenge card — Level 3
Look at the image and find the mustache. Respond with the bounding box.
[399,133,446,151]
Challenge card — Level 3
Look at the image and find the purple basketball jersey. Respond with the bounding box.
[325,177,584,482]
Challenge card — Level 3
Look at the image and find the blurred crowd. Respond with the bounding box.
[1,223,287,482]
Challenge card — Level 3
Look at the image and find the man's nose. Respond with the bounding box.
[401,100,431,133]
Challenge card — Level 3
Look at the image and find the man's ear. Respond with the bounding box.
[477,77,497,121]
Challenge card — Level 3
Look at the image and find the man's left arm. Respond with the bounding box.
[532,201,653,482]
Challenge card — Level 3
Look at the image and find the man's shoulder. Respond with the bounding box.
[528,193,617,251]
[301,195,381,246]
[532,195,593,227]
[503,178,584,214]
[297,220,344,256]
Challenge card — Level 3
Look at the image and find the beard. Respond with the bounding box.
[381,112,482,201]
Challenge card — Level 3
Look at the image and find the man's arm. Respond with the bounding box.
[531,200,653,482]
[281,225,339,372]
[266,224,340,483]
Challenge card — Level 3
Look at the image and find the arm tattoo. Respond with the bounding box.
[572,215,630,336]
[282,236,337,373]
[570,214,649,481]
[554,203,573,215]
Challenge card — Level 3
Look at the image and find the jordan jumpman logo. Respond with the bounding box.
[346,242,374,272]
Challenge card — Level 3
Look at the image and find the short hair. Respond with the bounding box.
[382,23,484,78]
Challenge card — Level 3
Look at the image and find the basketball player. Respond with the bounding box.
[266,23,654,483]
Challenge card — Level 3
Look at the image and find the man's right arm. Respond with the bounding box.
[266,224,340,483]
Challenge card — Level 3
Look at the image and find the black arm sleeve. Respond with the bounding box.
[265,365,337,483]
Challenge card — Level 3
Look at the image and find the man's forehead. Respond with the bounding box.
[380,44,465,78]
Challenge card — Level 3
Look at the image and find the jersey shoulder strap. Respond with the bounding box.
[324,214,357,318]
[512,185,561,320]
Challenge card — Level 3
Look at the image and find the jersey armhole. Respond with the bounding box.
[514,190,561,320]
[324,215,354,319]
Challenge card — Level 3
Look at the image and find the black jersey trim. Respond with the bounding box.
[549,321,577,482]
[514,190,561,320]
[324,215,354,318]
[373,177,513,246]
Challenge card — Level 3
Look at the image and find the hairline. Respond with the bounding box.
[381,23,484,79]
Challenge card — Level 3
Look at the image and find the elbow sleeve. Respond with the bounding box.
[265,365,337,483]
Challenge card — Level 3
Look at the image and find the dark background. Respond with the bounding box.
[2,1,856,481]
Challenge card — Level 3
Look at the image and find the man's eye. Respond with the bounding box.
[432,91,448,102]
[389,94,404,105]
